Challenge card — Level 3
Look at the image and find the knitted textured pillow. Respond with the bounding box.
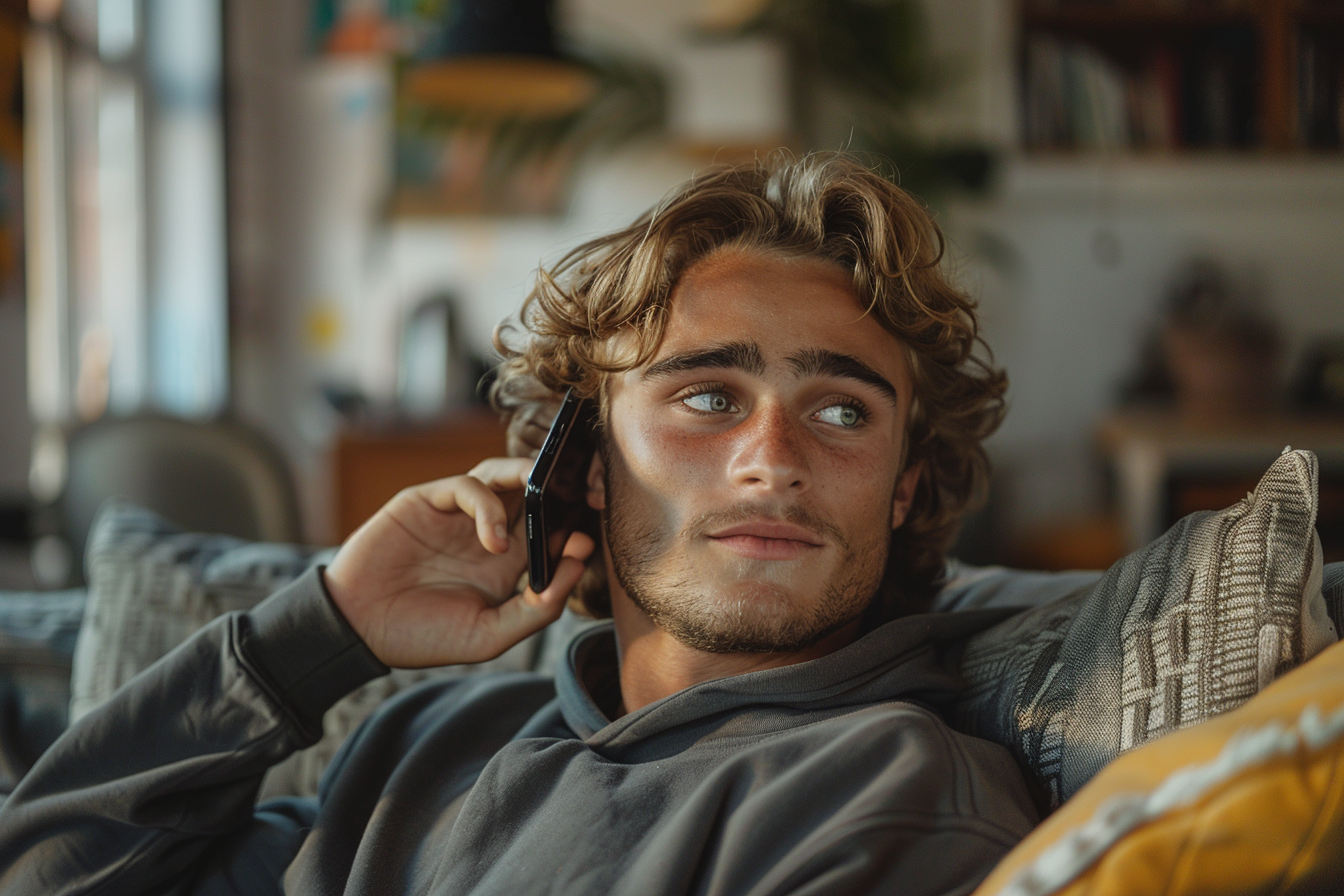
[72,501,540,798]
[953,448,1337,810]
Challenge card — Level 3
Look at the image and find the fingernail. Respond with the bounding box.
[494,523,508,542]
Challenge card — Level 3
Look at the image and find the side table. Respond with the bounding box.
[332,409,508,540]
[1096,409,1344,562]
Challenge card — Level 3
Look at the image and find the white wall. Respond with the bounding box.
[949,158,1344,528]
[359,150,703,403]
[227,0,341,540]
[224,0,1344,545]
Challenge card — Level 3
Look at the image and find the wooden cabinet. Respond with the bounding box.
[1097,409,1344,562]
[332,410,508,540]
[1019,0,1344,152]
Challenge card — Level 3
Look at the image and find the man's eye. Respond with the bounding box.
[683,392,737,414]
[816,403,864,427]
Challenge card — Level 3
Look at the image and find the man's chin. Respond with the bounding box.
[639,582,861,655]
[667,610,860,655]
[702,552,831,589]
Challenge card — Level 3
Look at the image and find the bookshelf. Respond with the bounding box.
[1019,0,1344,153]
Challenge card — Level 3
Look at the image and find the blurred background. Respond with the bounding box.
[0,0,1342,589]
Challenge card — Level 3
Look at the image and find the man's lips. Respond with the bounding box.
[708,521,824,544]
[706,521,825,560]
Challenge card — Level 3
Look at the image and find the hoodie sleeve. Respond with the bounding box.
[0,566,389,896]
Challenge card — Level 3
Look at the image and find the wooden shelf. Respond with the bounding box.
[1299,1,1344,27]
[990,152,1344,203]
[1023,5,1259,32]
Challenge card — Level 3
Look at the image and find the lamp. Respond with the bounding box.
[403,0,596,117]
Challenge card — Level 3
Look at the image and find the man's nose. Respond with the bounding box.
[729,403,810,494]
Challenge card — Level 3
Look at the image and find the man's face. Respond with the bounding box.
[590,249,921,654]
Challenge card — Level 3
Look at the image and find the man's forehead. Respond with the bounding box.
[601,247,911,400]
[663,250,888,336]
[657,256,906,372]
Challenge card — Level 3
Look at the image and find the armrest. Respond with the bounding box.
[0,589,86,796]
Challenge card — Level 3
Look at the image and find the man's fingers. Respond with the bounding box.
[427,459,534,554]
[531,538,595,606]
[419,475,513,553]
[478,537,595,654]
[561,530,596,561]
[416,458,532,512]
[467,456,534,489]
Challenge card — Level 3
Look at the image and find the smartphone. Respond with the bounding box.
[524,389,599,592]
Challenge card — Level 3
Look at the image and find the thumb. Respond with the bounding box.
[475,532,596,656]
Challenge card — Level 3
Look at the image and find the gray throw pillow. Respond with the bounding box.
[71,500,337,723]
[953,448,1337,811]
[72,500,540,798]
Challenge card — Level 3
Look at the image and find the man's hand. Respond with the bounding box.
[323,457,595,669]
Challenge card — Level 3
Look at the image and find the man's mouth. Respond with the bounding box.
[706,521,825,561]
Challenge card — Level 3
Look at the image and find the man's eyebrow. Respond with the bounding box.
[787,349,901,406]
[643,340,765,380]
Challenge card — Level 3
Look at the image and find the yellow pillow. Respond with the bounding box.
[973,634,1344,896]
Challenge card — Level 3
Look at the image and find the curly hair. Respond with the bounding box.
[492,152,1006,621]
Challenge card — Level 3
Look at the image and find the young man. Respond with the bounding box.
[0,155,1037,895]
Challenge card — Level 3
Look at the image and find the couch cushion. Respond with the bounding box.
[953,448,1337,811]
[0,588,85,797]
[71,501,541,798]
[71,500,337,723]
[936,562,1102,612]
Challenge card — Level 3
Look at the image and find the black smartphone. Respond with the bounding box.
[524,389,599,592]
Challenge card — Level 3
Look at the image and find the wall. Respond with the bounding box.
[227,0,336,540]
[359,160,1344,541]
[950,159,1344,530]
[227,0,1344,547]
[916,0,1344,532]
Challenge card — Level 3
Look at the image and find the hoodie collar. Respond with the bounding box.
[554,609,1013,745]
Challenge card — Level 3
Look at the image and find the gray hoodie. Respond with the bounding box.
[0,567,1037,895]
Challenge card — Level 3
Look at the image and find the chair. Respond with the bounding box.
[56,414,302,578]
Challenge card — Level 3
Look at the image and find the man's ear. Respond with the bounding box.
[890,461,923,530]
[586,449,606,511]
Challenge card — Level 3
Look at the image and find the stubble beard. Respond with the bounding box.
[602,446,892,654]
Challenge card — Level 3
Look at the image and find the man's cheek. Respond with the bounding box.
[624,421,725,496]
[605,447,683,556]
